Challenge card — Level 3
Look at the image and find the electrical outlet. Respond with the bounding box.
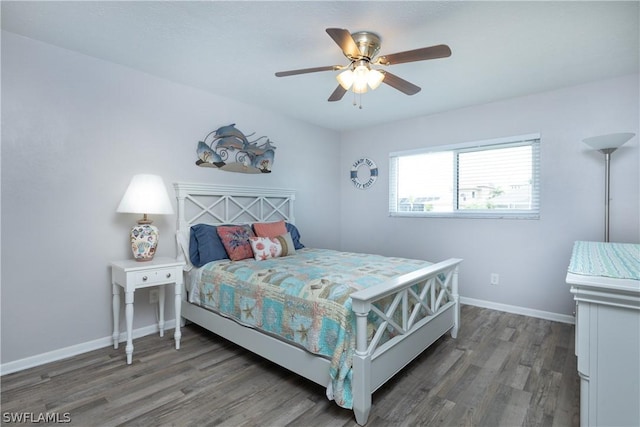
[149,289,159,304]
[490,273,499,285]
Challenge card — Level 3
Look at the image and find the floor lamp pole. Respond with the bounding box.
[602,148,615,242]
[582,132,635,243]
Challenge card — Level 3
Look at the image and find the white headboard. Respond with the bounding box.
[173,182,296,266]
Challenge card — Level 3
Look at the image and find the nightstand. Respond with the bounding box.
[111,257,186,364]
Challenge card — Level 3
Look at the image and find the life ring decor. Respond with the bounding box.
[350,157,378,190]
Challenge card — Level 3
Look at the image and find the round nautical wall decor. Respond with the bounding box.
[350,157,378,190]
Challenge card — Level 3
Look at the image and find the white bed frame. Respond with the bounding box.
[173,182,462,425]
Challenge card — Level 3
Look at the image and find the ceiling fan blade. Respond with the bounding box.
[275,65,340,77]
[376,44,451,66]
[328,85,347,102]
[326,28,360,58]
[382,71,421,95]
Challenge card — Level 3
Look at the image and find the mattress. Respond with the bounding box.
[187,247,433,408]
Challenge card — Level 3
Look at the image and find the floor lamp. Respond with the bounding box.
[582,132,635,242]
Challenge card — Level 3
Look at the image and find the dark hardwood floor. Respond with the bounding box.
[1,305,579,426]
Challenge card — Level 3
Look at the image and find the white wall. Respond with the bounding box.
[1,32,341,366]
[2,29,638,370]
[339,74,639,317]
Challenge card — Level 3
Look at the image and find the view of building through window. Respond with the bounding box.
[458,145,534,210]
[391,137,539,218]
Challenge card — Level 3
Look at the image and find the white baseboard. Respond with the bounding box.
[1,320,176,376]
[461,297,575,324]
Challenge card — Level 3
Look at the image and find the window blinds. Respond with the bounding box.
[389,134,540,219]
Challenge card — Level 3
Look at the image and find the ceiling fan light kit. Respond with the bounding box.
[275,28,451,105]
[337,62,385,93]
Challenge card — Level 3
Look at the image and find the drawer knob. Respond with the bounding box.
[166,273,172,278]
[142,276,148,281]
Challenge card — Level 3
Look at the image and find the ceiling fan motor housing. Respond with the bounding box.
[348,31,381,62]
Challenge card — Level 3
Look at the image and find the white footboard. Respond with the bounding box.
[350,258,462,425]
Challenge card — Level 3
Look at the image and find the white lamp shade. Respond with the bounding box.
[352,80,369,94]
[583,132,635,150]
[367,69,385,90]
[336,69,354,90]
[352,65,370,93]
[117,174,174,215]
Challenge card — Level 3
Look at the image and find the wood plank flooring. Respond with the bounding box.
[1,305,579,426]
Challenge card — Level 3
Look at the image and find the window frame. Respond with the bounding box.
[389,133,541,219]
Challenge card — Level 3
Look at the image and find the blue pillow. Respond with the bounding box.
[285,222,305,250]
[189,224,229,268]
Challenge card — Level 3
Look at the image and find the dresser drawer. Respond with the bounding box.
[132,268,178,286]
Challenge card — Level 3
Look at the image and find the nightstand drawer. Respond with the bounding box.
[132,268,178,286]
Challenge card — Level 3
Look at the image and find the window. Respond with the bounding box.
[389,134,540,219]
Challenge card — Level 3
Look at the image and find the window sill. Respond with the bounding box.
[389,211,540,220]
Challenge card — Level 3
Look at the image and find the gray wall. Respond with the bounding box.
[1,32,341,365]
[339,74,639,317]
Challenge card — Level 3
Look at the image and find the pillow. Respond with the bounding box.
[249,236,282,260]
[253,220,287,238]
[285,222,305,249]
[189,224,229,268]
[249,232,296,261]
[275,232,296,256]
[217,225,255,261]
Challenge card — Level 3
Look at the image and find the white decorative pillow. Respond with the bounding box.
[250,236,282,260]
[249,232,296,261]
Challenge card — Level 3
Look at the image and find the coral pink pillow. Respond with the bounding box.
[216,225,254,261]
[253,220,287,238]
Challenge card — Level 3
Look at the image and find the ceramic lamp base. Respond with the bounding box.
[130,223,159,261]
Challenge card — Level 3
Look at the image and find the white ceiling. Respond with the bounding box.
[2,1,638,131]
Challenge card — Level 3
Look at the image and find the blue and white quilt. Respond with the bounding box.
[188,248,432,409]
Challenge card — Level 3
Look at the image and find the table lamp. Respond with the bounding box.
[117,174,174,261]
[582,132,635,242]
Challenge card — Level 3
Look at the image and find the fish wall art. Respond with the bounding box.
[195,124,276,174]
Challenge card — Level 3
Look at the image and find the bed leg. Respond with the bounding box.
[174,280,183,350]
[352,353,372,426]
[451,295,460,339]
[352,308,372,425]
[451,265,460,339]
[354,404,371,426]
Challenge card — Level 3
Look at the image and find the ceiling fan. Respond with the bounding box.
[275,28,452,103]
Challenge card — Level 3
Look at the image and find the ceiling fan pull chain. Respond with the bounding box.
[350,91,363,109]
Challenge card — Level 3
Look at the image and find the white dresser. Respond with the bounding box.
[566,241,640,427]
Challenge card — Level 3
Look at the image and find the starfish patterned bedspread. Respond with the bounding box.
[188,247,432,409]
